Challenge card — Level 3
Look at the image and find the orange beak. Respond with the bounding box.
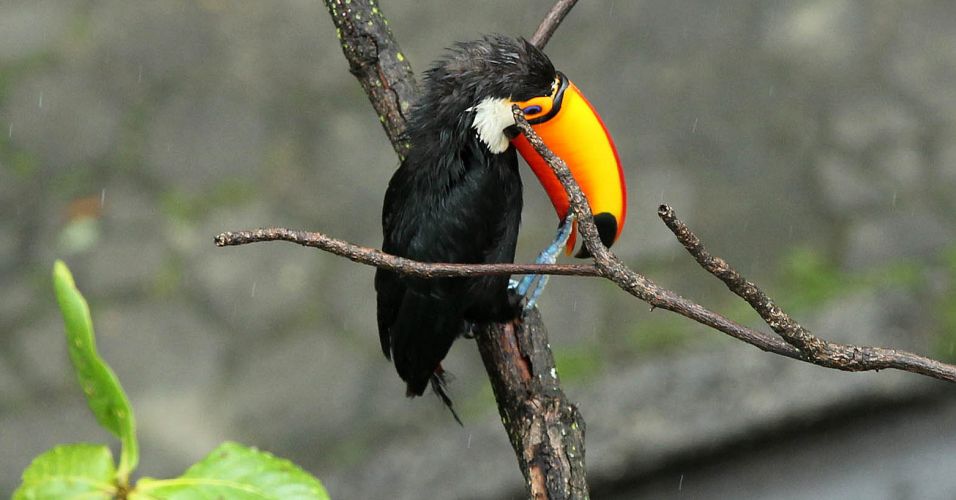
[512,72,627,257]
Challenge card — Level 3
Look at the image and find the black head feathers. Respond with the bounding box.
[407,35,556,148]
[432,35,556,102]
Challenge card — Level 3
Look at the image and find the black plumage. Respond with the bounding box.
[375,36,556,412]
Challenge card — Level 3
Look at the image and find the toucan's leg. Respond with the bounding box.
[512,213,575,295]
[510,213,575,310]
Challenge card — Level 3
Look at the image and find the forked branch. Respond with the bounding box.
[509,108,956,383]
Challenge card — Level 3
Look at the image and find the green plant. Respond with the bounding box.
[14,261,330,499]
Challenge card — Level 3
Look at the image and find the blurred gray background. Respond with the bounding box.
[3,1,956,498]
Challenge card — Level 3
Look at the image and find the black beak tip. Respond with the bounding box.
[575,212,618,258]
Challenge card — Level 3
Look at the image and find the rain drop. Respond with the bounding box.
[692,117,698,133]
[251,280,257,297]
[100,189,106,208]
[38,92,44,109]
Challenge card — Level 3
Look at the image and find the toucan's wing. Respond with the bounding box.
[374,266,403,360]
[383,144,518,272]
[375,143,521,381]
[375,163,413,360]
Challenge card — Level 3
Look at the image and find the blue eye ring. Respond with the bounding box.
[522,105,543,115]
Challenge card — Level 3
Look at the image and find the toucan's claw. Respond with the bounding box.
[516,213,576,312]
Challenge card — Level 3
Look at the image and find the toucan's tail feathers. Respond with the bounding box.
[430,368,463,426]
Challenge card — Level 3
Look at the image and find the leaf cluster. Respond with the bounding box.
[14,261,330,500]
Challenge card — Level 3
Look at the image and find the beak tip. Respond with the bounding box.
[572,213,619,258]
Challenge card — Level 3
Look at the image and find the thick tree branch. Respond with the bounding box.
[319,2,588,499]
[475,309,588,500]
[325,0,418,158]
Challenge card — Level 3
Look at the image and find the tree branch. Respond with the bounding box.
[530,0,580,48]
[658,205,826,355]
[325,0,418,158]
[658,205,956,382]
[511,107,956,384]
[320,2,588,498]
[475,308,588,500]
[214,228,599,278]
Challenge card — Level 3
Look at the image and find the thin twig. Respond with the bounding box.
[658,205,827,356]
[657,205,956,382]
[530,0,581,48]
[214,228,599,278]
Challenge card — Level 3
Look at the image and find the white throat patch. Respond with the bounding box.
[469,97,515,154]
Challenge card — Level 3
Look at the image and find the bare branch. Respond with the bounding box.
[658,204,827,356]
[214,228,599,278]
[531,0,581,48]
[512,106,956,384]
[324,0,418,158]
[657,205,956,382]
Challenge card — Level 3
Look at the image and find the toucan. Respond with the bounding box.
[375,35,626,419]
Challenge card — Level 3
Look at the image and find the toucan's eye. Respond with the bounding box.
[514,95,553,122]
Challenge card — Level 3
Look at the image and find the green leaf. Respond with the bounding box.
[132,442,330,500]
[14,443,117,499]
[52,260,138,481]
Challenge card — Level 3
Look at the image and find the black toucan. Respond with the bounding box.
[375,35,626,418]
